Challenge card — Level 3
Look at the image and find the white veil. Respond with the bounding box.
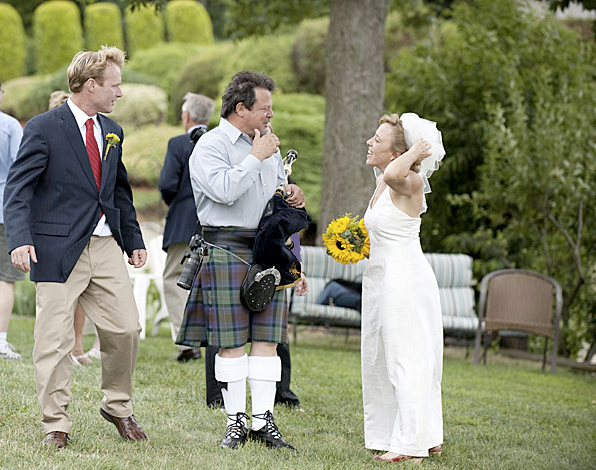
[400,113,445,213]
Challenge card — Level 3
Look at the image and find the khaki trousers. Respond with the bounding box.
[162,242,190,348]
[34,236,141,434]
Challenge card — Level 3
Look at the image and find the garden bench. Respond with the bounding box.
[289,245,477,342]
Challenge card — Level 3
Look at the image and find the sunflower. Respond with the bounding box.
[322,213,370,265]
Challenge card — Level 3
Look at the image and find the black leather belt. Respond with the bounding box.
[202,229,255,249]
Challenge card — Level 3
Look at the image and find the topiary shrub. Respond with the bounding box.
[127,42,202,92]
[168,41,234,123]
[0,4,27,81]
[122,123,181,186]
[84,2,125,51]
[109,83,167,129]
[291,17,328,95]
[0,77,35,122]
[33,1,83,74]
[0,68,69,122]
[121,68,161,87]
[165,0,214,45]
[0,65,164,123]
[124,5,164,57]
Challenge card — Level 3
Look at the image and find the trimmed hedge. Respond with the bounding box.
[33,1,83,74]
[0,69,69,122]
[0,66,161,123]
[127,42,202,91]
[124,5,164,57]
[109,83,168,129]
[165,0,214,45]
[0,4,27,81]
[84,2,125,51]
[122,123,181,186]
[168,41,235,123]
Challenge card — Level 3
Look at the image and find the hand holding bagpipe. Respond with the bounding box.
[277,149,305,208]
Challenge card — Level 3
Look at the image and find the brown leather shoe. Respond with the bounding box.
[42,431,68,448]
[100,408,148,441]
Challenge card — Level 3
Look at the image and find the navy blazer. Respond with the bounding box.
[3,102,145,282]
[158,132,199,251]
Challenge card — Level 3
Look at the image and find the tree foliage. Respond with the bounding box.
[220,0,328,39]
[386,0,596,357]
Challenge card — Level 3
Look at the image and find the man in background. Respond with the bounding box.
[0,77,24,361]
[158,92,214,362]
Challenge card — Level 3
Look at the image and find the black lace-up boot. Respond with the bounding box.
[248,410,296,450]
[220,412,249,449]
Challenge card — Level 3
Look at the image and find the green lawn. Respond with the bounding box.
[1,316,594,470]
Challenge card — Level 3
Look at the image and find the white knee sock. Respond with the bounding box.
[215,353,248,427]
[248,355,281,431]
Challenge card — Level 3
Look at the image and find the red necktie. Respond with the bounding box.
[85,118,103,218]
[85,118,102,191]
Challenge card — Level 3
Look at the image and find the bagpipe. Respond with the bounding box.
[178,149,312,313]
[241,149,312,311]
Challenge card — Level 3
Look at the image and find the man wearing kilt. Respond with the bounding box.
[177,71,306,450]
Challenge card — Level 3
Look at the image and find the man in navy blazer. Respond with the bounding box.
[3,46,148,448]
[158,93,214,363]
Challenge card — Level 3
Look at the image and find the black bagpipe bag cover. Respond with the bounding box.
[253,193,312,288]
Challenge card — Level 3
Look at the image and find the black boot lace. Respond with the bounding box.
[253,410,283,440]
[225,412,248,439]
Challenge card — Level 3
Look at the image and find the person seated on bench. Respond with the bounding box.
[317,279,362,311]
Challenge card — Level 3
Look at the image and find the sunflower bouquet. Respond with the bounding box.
[322,213,370,265]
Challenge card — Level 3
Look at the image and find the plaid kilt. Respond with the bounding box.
[176,243,288,349]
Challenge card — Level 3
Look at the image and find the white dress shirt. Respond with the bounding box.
[67,98,112,236]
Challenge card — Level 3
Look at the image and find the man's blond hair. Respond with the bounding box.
[67,46,126,94]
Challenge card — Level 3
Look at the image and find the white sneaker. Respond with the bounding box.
[0,342,22,361]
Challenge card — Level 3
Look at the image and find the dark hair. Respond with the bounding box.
[220,71,275,118]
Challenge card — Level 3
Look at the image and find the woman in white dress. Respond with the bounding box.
[361,113,445,464]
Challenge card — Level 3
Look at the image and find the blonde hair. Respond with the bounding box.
[380,113,420,172]
[48,90,70,110]
[379,114,407,154]
[67,46,126,93]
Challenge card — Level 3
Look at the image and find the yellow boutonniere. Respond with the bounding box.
[103,133,120,161]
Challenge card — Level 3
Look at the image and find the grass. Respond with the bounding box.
[1,316,595,470]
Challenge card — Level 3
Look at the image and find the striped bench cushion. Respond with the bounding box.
[291,246,477,333]
[426,253,473,288]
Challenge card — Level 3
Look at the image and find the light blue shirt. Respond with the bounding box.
[0,111,23,223]
[189,118,285,229]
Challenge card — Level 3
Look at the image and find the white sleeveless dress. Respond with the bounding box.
[361,185,443,456]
